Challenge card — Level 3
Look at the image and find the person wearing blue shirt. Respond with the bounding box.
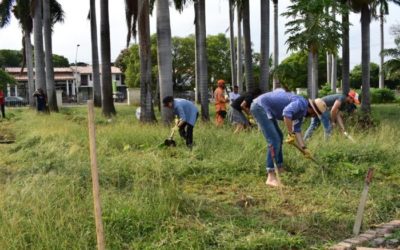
[163,96,199,149]
[250,89,326,187]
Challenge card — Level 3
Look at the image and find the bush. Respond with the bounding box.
[318,84,333,97]
[370,88,396,104]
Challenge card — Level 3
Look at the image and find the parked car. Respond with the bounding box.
[5,96,28,107]
[113,92,125,102]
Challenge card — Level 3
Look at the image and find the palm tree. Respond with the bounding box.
[330,2,337,93]
[89,0,102,107]
[156,0,174,124]
[0,0,35,106]
[229,0,237,89]
[43,0,64,112]
[236,5,243,92]
[381,24,400,80]
[341,0,350,95]
[260,0,270,92]
[350,0,374,113]
[284,0,341,99]
[240,0,255,92]
[100,0,116,117]
[32,0,46,92]
[272,0,279,89]
[194,0,209,120]
[125,0,156,122]
[371,0,400,89]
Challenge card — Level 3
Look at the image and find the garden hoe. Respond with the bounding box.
[164,125,178,147]
[289,142,320,165]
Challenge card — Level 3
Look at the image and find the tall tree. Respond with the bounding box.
[241,0,255,92]
[330,2,337,93]
[350,0,373,113]
[100,0,116,117]
[156,0,173,124]
[236,5,243,92]
[89,0,102,107]
[43,0,63,112]
[195,0,209,120]
[341,0,350,95]
[284,0,341,98]
[229,0,237,89]
[260,0,270,92]
[272,0,279,89]
[32,0,46,93]
[381,24,400,80]
[371,0,400,89]
[0,0,34,106]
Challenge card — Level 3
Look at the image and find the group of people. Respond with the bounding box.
[163,79,360,187]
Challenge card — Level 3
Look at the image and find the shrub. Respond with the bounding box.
[370,88,396,103]
[318,84,333,97]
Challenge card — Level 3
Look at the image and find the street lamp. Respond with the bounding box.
[73,44,80,101]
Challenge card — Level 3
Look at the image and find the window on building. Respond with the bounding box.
[115,74,120,81]
[81,75,88,86]
[89,74,92,81]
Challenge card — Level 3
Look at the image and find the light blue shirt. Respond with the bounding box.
[174,98,198,126]
[253,89,308,132]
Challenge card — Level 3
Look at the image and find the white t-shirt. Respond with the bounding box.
[229,92,240,104]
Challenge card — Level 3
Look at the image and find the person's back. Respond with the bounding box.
[322,94,346,109]
[174,98,198,126]
[254,89,307,121]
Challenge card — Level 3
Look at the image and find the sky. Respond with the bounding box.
[0,0,400,70]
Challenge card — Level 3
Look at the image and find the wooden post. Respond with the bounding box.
[87,100,106,250]
[353,168,374,236]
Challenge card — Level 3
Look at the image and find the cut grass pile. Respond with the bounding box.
[0,104,399,249]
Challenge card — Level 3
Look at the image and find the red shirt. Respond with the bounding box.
[0,90,4,105]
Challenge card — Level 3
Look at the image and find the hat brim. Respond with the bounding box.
[308,99,322,118]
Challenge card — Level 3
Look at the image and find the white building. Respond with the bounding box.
[5,66,125,102]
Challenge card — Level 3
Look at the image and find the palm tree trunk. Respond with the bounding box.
[196,0,209,121]
[331,54,337,93]
[33,0,46,91]
[156,0,174,124]
[139,0,156,122]
[195,3,200,104]
[330,3,337,93]
[90,0,102,107]
[100,0,116,117]
[307,50,312,98]
[237,7,243,93]
[342,0,350,95]
[229,0,237,89]
[259,0,270,92]
[361,5,371,114]
[326,53,331,85]
[379,13,385,89]
[43,0,58,112]
[312,51,318,99]
[272,0,279,89]
[242,0,255,92]
[24,32,35,107]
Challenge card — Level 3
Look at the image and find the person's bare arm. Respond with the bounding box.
[284,117,293,134]
[336,112,346,132]
[330,100,342,124]
[240,101,250,115]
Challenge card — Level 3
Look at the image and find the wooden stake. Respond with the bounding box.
[87,100,106,250]
[353,168,374,236]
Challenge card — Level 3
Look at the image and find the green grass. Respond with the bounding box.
[0,104,399,249]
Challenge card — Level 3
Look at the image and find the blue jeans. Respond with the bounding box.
[303,111,332,140]
[250,103,283,173]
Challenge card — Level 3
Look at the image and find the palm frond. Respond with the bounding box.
[0,0,15,28]
[125,0,138,47]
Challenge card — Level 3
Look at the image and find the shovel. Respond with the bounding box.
[163,125,178,147]
[288,142,320,165]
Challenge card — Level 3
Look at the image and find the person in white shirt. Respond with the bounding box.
[229,85,240,104]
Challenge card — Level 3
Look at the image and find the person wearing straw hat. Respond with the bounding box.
[250,88,325,187]
[304,90,360,140]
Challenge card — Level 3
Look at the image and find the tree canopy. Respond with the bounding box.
[0,49,69,67]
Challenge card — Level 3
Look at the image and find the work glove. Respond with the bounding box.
[302,148,313,159]
[285,133,296,145]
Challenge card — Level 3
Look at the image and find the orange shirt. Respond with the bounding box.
[214,87,226,112]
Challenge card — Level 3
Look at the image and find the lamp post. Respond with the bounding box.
[73,44,80,101]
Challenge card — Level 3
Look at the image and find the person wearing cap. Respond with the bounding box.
[163,96,199,149]
[303,90,360,140]
[250,88,325,187]
[227,88,262,133]
[214,79,229,126]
